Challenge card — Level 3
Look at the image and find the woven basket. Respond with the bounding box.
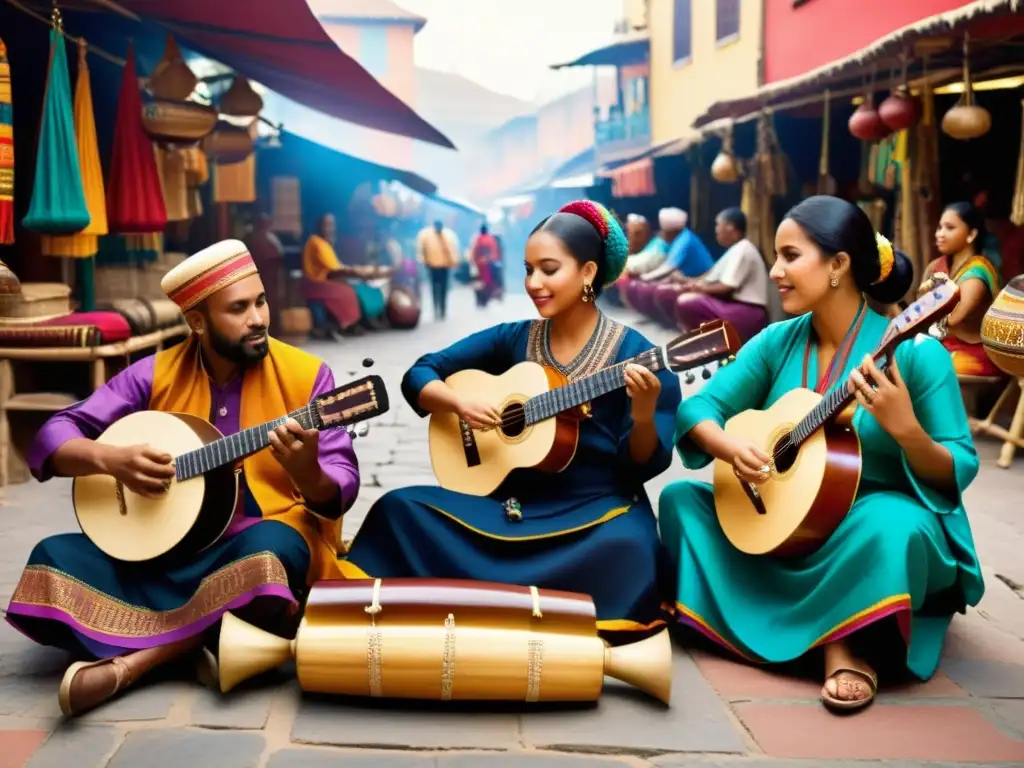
[95,251,188,302]
[0,283,72,325]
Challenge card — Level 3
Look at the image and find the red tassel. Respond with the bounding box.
[106,43,166,234]
[0,202,12,245]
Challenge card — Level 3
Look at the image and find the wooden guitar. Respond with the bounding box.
[73,374,390,563]
[713,277,960,558]
[428,320,741,497]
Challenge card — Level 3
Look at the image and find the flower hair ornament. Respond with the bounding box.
[557,200,630,285]
[873,232,895,285]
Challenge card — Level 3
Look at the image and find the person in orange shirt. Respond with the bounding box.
[301,213,370,337]
[416,219,460,320]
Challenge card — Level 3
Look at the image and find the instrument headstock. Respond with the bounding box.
[882,274,960,349]
[314,374,390,431]
[656,320,742,374]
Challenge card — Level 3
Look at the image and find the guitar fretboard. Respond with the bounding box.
[174,404,320,481]
[523,352,662,425]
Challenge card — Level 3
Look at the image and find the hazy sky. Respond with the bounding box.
[393,0,622,104]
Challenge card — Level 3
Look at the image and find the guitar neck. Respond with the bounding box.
[175,405,320,481]
[523,350,662,425]
[791,349,890,446]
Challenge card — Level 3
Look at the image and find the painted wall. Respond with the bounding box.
[318,20,417,168]
[764,0,974,84]
[648,0,763,143]
[537,79,617,166]
[465,117,540,202]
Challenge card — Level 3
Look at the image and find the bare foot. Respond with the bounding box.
[821,640,877,713]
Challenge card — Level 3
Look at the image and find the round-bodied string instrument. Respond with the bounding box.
[981,274,1024,376]
[217,578,672,705]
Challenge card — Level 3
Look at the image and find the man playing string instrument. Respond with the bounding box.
[5,240,360,717]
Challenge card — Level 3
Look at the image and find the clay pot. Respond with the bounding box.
[849,102,892,141]
[878,91,920,131]
[980,274,1024,376]
[220,76,263,118]
[0,260,21,295]
[142,100,218,145]
[711,151,740,183]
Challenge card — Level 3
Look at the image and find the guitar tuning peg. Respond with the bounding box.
[355,422,370,437]
[684,371,696,385]
[362,358,375,368]
[701,366,712,380]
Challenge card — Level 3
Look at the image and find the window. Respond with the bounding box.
[716,0,740,42]
[672,0,692,64]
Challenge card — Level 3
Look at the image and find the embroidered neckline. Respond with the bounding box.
[527,312,626,380]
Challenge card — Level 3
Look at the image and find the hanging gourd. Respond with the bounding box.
[711,121,741,183]
[879,52,920,132]
[0,36,14,245]
[219,75,263,117]
[942,33,992,141]
[22,9,90,236]
[201,120,254,164]
[106,42,167,234]
[147,35,197,101]
[42,39,108,258]
[849,68,891,142]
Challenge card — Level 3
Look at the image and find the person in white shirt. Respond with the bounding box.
[673,207,769,343]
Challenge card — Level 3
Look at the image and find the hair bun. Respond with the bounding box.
[558,200,629,284]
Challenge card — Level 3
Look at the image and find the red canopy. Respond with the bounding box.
[117,0,455,149]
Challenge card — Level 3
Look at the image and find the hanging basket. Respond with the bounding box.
[147,35,198,101]
[219,75,263,117]
[941,35,991,141]
[142,99,218,145]
[201,121,254,164]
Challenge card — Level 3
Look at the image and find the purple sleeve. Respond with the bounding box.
[311,362,361,515]
[27,356,157,482]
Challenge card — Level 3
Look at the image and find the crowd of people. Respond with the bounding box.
[1,192,1001,723]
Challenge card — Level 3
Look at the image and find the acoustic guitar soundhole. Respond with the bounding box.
[500,402,526,438]
[771,433,799,474]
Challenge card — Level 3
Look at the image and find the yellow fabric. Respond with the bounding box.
[149,334,344,582]
[41,42,107,258]
[213,155,256,204]
[156,146,190,222]
[302,234,344,283]
[416,226,459,268]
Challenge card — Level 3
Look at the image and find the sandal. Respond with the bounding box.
[821,665,877,713]
[58,655,133,717]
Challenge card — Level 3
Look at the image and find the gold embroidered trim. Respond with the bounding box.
[367,626,384,697]
[9,554,290,638]
[526,314,627,381]
[525,637,544,702]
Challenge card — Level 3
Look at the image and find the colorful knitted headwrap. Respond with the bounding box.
[557,200,630,285]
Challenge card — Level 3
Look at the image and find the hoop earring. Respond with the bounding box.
[582,282,595,303]
[829,276,839,288]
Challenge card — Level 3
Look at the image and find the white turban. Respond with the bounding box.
[659,207,687,230]
[626,213,647,225]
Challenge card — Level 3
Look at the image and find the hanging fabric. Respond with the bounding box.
[106,42,167,234]
[213,119,257,204]
[42,39,108,258]
[22,16,90,236]
[0,36,14,245]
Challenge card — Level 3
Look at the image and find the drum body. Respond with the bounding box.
[981,275,1024,376]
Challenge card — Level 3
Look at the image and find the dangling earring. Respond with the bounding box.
[582,282,595,303]
[829,275,839,288]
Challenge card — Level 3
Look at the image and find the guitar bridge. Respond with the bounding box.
[459,418,482,468]
[115,480,127,516]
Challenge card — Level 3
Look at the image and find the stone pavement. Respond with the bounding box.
[0,287,1022,768]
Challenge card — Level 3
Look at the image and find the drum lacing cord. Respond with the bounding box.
[529,585,543,619]
[364,578,383,625]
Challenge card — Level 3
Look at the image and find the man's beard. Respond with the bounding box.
[209,325,269,366]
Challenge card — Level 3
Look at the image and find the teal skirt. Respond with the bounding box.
[352,282,386,320]
[658,480,966,680]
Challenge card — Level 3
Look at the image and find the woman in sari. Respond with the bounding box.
[302,214,365,337]
[341,201,682,642]
[659,196,983,713]
[919,202,1002,377]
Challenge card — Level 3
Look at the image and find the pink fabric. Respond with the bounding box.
[676,293,768,344]
[627,280,658,316]
[653,283,686,327]
[302,276,362,328]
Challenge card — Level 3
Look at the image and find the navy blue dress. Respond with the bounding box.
[343,313,682,643]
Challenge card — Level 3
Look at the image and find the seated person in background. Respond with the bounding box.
[340,200,682,644]
[301,213,368,338]
[659,195,983,715]
[4,241,361,717]
[626,209,711,319]
[920,202,1002,378]
[627,213,652,255]
[673,208,769,344]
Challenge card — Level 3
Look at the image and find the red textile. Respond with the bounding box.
[106,43,167,234]
[0,311,131,348]
[116,0,452,148]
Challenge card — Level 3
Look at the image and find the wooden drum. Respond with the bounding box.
[218,578,671,705]
[981,274,1024,377]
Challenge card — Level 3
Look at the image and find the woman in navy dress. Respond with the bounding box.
[342,201,682,642]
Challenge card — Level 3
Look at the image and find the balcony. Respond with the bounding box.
[594,106,651,163]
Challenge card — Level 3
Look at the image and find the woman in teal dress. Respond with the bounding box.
[343,201,683,642]
[659,195,984,712]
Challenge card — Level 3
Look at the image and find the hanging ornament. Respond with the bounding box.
[106,42,167,234]
[941,34,992,141]
[879,53,920,132]
[147,35,197,101]
[0,36,14,245]
[219,75,263,117]
[711,122,741,183]
[849,68,892,142]
[201,120,254,164]
[22,9,90,235]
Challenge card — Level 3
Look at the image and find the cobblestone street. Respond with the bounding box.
[1,287,1022,767]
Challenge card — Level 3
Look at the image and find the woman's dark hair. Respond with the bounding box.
[718,207,747,236]
[943,201,987,249]
[530,212,609,295]
[783,195,914,305]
